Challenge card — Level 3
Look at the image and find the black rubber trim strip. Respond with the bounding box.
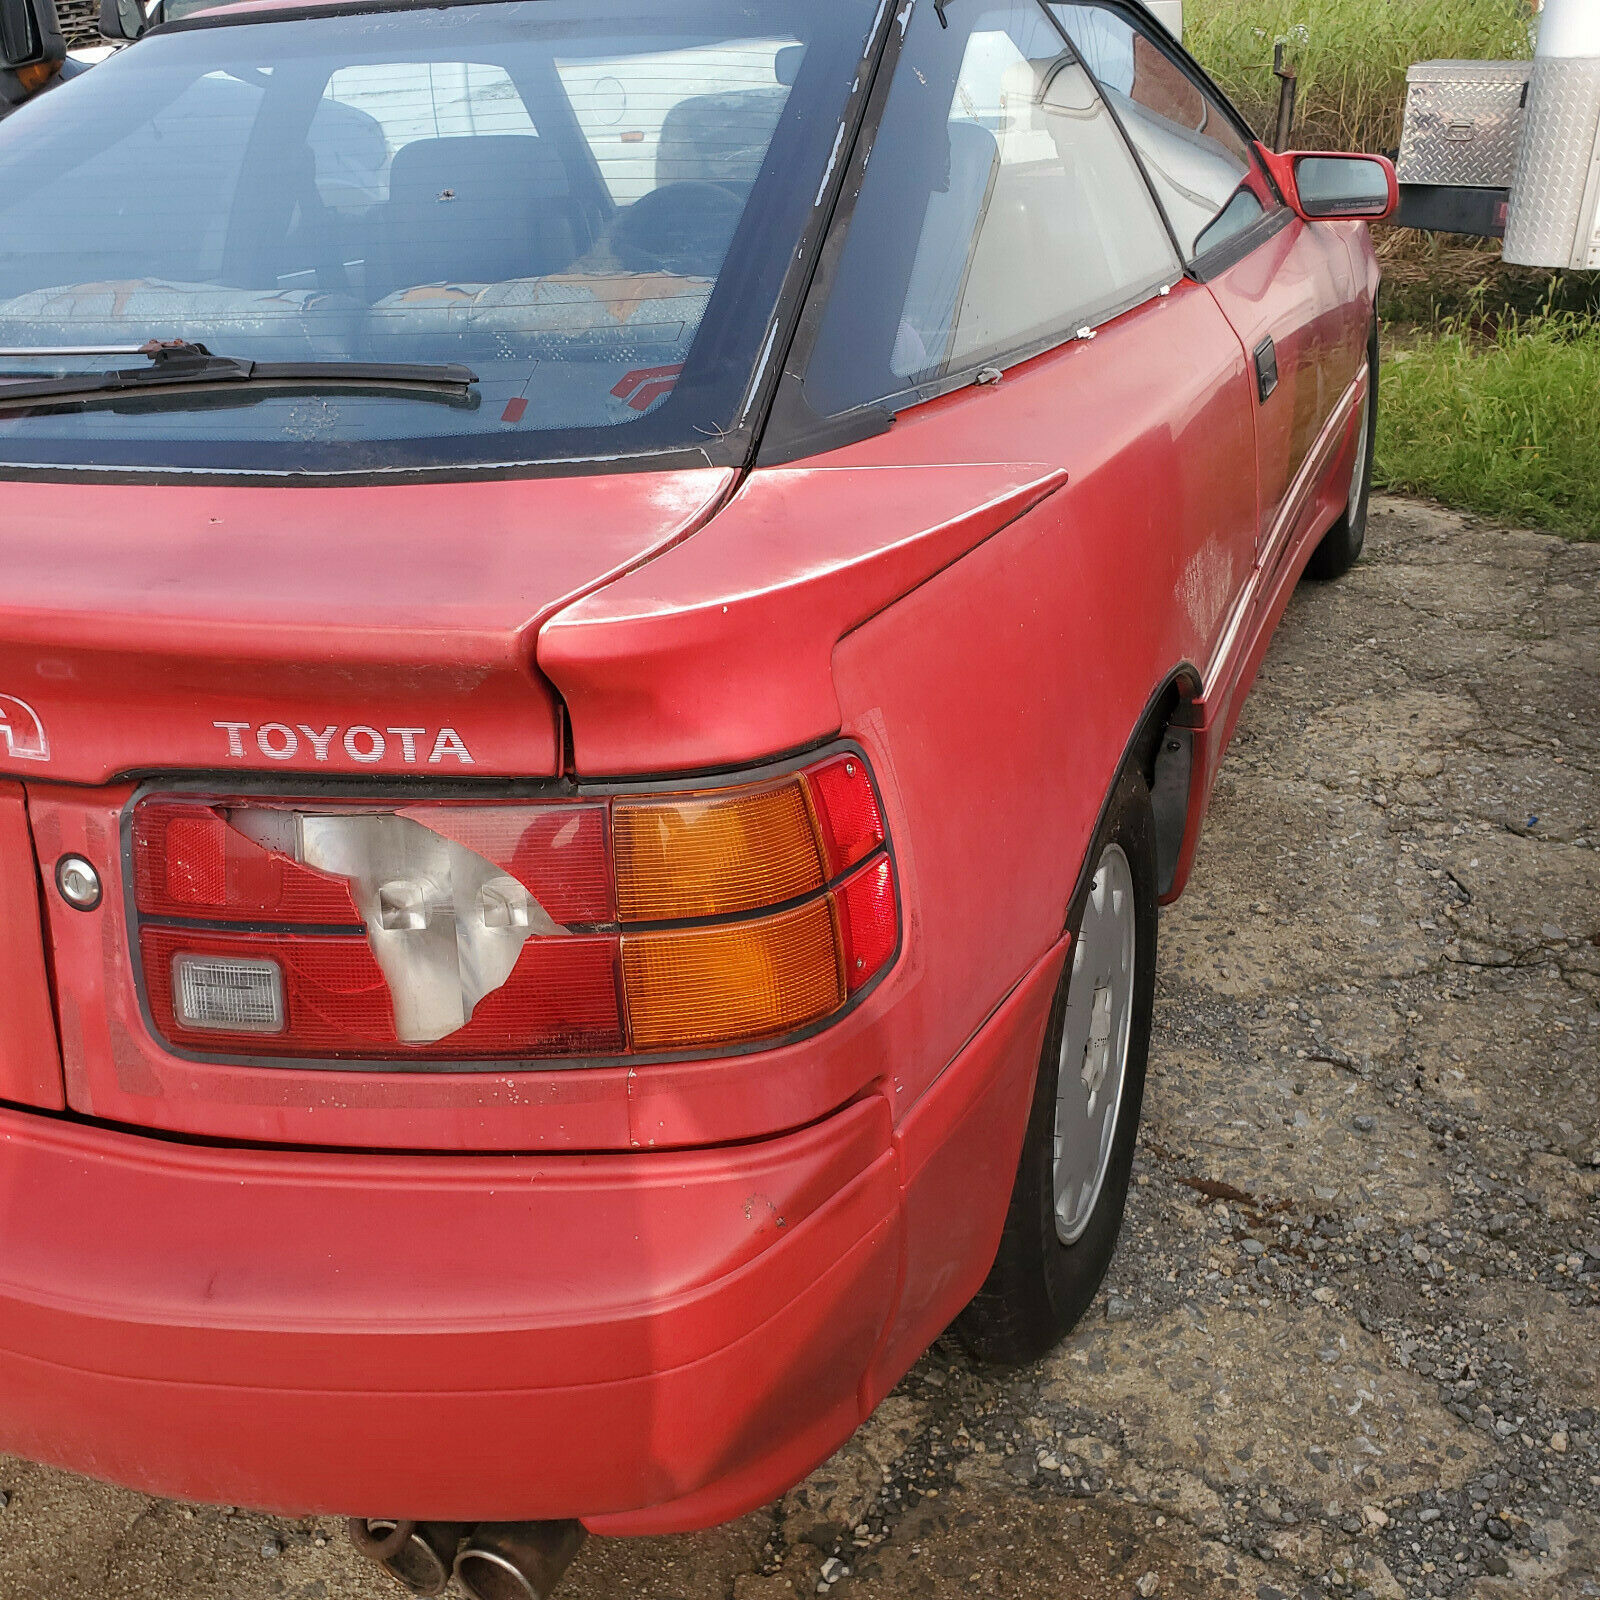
[1188,206,1295,282]
[0,445,724,489]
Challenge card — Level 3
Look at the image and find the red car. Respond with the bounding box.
[0,0,1393,1592]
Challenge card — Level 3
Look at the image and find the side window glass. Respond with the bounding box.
[1049,4,1277,260]
[802,0,1179,418]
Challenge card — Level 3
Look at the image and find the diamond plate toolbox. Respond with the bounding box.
[1398,59,1532,188]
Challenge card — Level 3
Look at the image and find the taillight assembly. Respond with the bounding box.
[128,753,897,1062]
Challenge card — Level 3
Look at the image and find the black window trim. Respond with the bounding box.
[1186,203,1294,281]
[1042,0,1292,279]
[758,0,1185,467]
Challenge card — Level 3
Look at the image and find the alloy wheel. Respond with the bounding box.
[1052,842,1138,1244]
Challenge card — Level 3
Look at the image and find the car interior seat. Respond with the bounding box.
[369,134,580,298]
[655,87,789,198]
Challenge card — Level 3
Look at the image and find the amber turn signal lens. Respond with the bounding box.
[613,779,825,922]
[622,897,843,1050]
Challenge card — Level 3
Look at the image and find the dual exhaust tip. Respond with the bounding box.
[347,1517,587,1600]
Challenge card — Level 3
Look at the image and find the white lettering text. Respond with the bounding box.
[257,723,299,761]
[343,726,386,764]
[298,724,338,762]
[387,727,425,764]
[214,720,250,759]
[429,727,475,766]
[215,720,476,766]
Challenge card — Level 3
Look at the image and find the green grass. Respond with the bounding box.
[1377,314,1600,538]
[1184,0,1533,152]
[1376,238,1600,328]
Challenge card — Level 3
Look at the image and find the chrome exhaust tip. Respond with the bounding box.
[346,1518,468,1597]
[453,1521,588,1600]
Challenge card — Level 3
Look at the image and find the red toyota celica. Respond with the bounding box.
[0,0,1392,1592]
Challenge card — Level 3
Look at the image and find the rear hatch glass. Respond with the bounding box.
[0,0,879,474]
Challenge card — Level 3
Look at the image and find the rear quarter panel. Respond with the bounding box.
[548,280,1256,1126]
[815,283,1256,1102]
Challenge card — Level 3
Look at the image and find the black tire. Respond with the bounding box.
[955,769,1159,1365]
[1305,319,1379,582]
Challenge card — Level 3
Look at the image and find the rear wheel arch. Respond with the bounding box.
[1067,666,1200,931]
[958,765,1160,1362]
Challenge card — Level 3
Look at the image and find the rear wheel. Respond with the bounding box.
[956,770,1158,1364]
[1305,321,1378,582]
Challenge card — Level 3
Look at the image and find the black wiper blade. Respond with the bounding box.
[0,339,478,409]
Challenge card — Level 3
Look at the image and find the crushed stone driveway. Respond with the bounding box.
[2,497,1596,1600]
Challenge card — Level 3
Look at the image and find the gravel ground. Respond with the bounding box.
[1,496,1596,1600]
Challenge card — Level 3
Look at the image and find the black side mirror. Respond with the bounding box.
[98,0,149,41]
[0,0,64,69]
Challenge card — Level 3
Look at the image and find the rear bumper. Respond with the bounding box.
[0,1097,899,1531]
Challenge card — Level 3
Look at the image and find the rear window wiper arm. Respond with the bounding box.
[0,339,478,410]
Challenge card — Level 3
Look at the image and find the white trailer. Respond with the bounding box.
[1397,0,1600,269]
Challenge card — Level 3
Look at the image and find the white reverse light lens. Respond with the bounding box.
[477,874,534,930]
[174,954,285,1033]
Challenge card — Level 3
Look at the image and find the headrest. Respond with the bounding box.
[387,135,569,206]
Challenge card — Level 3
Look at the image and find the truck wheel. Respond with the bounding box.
[956,769,1158,1365]
[1305,321,1378,582]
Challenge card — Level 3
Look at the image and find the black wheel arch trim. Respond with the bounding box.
[1064,663,1201,933]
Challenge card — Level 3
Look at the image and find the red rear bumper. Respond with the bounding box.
[0,1097,899,1532]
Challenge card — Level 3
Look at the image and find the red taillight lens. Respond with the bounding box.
[130,752,896,1062]
[133,801,360,922]
[834,854,897,995]
[399,803,612,926]
[134,800,611,927]
[803,755,886,877]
